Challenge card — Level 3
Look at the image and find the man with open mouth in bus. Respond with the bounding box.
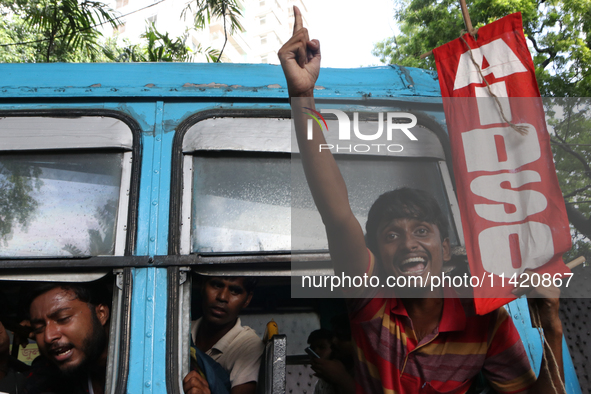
[278,6,565,394]
[25,282,110,394]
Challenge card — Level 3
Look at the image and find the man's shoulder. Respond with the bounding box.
[460,299,508,322]
[346,295,391,322]
[230,323,264,351]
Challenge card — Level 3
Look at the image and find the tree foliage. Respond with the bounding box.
[104,24,220,63]
[182,0,244,60]
[547,98,591,261]
[373,0,591,97]
[0,0,119,62]
[0,0,241,63]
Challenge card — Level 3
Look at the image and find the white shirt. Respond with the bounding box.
[191,318,264,387]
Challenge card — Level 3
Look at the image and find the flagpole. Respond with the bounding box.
[459,0,475,35]
[420,0,477,58]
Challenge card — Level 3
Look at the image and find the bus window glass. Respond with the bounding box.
[292,157,458,250]
[0,152,124,257]
[192,154,291,253]
[190,154,457,253]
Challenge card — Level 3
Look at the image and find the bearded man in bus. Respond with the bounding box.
[24,282,110,394]
[277,7,565,394]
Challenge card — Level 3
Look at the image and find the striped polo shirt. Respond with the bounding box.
[348,252,536,394]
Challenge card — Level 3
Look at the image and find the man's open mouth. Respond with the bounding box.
[50,345,74,362]
[399,257,427,274]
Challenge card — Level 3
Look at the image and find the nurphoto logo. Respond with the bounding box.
[303,109,419,153]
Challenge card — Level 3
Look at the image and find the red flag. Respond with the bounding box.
[433,13,571,315]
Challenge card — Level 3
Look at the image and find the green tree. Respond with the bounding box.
[0,0,242,63]
[0,0,119,62]
[0,8,43,62]
[183,0,244,60]
[373,0,590,97]
[373,0,591,260]
[104,24,220,62]
[547,98,591,261]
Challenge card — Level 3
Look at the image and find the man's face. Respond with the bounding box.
[202,277,252,327]
[377,218,451,291]
[310,338,332,360]
[29,287,109,376]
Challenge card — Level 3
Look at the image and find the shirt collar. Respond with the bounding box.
[438,287,466,332]
[206,317,243,354]
[389,287,466,332]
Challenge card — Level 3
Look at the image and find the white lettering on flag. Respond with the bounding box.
[453,39,528,90]
[461,124,540,172]
[479,222,554,276]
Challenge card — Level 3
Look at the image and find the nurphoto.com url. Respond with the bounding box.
[301,271,574,292]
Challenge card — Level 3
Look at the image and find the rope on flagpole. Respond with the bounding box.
[530,304,567,394]
[524,255,584,394]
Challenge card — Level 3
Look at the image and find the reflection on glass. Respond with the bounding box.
[191,154,456,253]
[0,153,123,257]
[192,155,291,253]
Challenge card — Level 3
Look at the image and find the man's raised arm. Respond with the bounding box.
[278,7,368,277]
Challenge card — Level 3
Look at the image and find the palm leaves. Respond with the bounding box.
[103,23,221,63]
[18,0,119,61]
[183,0,244,60]
[183,0,243,33]
[1,0,244,63]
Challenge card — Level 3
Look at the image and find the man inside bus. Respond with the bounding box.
[277,7,565,394]
[24,282,110,394]
[183,276,263,394]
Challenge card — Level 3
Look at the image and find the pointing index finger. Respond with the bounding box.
[292,5,303,34]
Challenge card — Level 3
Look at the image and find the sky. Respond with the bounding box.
[305,0,398,68]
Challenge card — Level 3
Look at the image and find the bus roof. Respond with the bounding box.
[0,62,441,99]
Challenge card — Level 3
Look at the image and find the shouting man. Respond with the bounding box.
[25,282,110,394]
[278,6,565,394]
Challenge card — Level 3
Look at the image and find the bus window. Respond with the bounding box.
[0,116,135,258]
[0,114,139,394]
[183,274,347,394]
[177,114,460,256]
[168,110,463,394]
[0,269,132,394]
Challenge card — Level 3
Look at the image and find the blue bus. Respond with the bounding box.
[0,62,582,393]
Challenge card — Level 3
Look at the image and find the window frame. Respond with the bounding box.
[0,109,141,394]
[0,109,142,267]
[170,108,463,264]
[0,267,133,394]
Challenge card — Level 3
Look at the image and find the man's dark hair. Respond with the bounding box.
[365,187,449,256]
[307,328,333,345]
[24,281,111,318]
[201,276,259,293]
[241,277,258,293]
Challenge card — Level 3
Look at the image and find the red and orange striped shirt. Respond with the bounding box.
[348,252,536,394]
